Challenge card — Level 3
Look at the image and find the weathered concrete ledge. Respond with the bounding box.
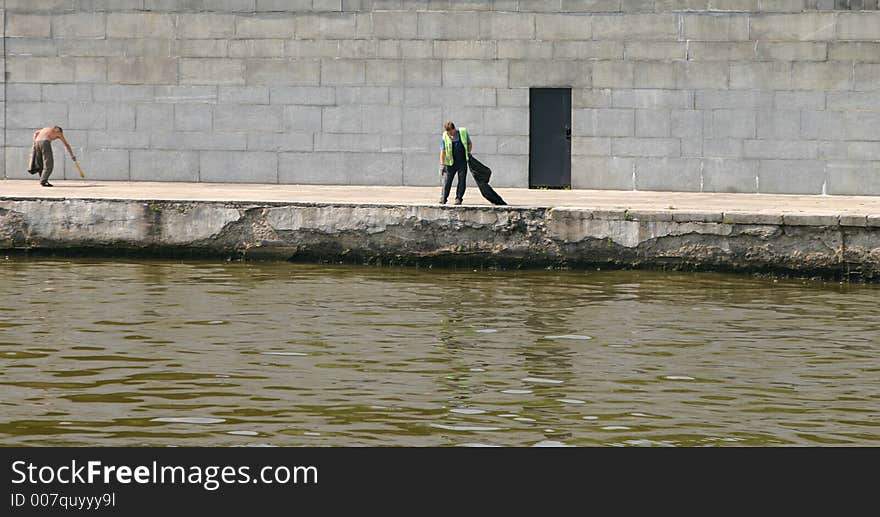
[2,196,879,280]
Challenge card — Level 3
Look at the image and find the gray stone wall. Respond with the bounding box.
[2,1,879,194]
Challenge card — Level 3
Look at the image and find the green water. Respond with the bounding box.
[1,257,878,446]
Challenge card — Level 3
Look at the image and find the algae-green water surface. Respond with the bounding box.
[1,257,878,446]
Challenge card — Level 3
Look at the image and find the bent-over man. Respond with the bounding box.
[28,126,76,187]
[439,121,472,205]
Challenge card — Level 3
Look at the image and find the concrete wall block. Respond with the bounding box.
[635,158,702,192]
[7,14,52,38]
[403,153,444,187]
[498,41,554,60]
[836,12,880,41]
[826,92,880,111]
[246,59,322,86]
[403,107,444,133]
[592,61,634,88]
[73,57,107,83]
[496,135,529,155]
[687,42,754,61]
[818,141,848,160]
[855,64,880,92]
[571,137,612,156]
[176,13,236,39]
[295,13,357,39]
[87,130,151,150]
[843,111,880,141]
[592,14,679,40]
[443,60,508,88]
[362,105,402,132]
[470,154,526,187]
[744,140,818,159]
[510,60,591,88]
[429,87,496,107]
[634,62,677,89]
[6,39,58,58]
[107,13,174,39]
[247,132,314,152]
[671,110,703,138]
[758,160,826,194]
[757,110,800,139]
[625,41,686,61]
[315,132,382,152]
[174,104,213,132]
[573,88,613,108]
[573,108,634,137]
[42,84,91,102]
[214,105,283,131]
[154,86,218,104]
[613,89,693,109]
[180,58,245,85]
[131,150,200,182]
[219,86,270,104]
[847,142,880,160]
[572,157,635,190]
[756,42,827,62]
[285,40,340,59]
[683,14,749,41]
[152,131,247,151]
[336,86,389,105]
[702,158,759,193]
[677,62,729,89]
[482,107,529,136]
[825,162,880,196]
[371,12,419,39]
[5,147,42,180]
[123,39,172,58]
[478,12,535,40]
[229,40,284,58]
[172,40,229,58]
[365,60,402,86]
[108,58,178,85]
[8,57,75,83]
[235,15,297,39]
[554,41,623,60]
[405,60,442,87]
[400,41,434,59]
[801,110,846,139]
[730,62,792,90]
[829,42,880,63]
[774,91,825,110]
[695,90,773,109]
[323,105,363,132]
[337,40,379,59]
[72,148,129,181]
[282,152,403,186]
[68,103,107,130]
[200,151,278,184]
[52,13,106,39]
[536,13,591,40]
[635,110,671,137]
[704,139,745,158]
[270,86,335,105]
[418,12,480,40]
[7,102,68,129]
[792,62,853,91]
[94,85,155,103]
[613,137,680,157]
[434,41,497,60]
[321,59,366,86]
[7,85,43,102]
[751,13,836,41]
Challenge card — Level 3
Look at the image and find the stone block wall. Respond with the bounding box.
[2,1,879,194]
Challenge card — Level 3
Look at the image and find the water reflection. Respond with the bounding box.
[1,257,878,446]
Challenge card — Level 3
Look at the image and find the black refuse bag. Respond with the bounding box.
[468,155,507,206]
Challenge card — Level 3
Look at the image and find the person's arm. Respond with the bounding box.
[33,130,40,143]
[58,134,76,160]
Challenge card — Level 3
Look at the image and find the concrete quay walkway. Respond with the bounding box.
[2,180,879,278]
[2,179,880,220]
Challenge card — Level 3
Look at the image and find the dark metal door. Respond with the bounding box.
[529,88,571,188]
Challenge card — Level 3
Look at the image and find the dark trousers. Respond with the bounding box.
[441,161,467,203]
[28,140,54,183]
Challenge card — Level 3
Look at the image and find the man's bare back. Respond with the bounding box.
[33,126,75,160]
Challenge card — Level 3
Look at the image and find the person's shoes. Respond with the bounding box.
[40,181,53,187]
[27,170,38,175]
[453,199,462,205]
[439,199,447,205]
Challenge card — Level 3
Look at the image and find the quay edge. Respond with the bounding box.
[1,197,878,280]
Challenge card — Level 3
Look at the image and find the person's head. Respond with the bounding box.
[53,126,63,133]
[444,121,456,136]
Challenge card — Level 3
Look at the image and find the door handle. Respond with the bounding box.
[564,125,571,140]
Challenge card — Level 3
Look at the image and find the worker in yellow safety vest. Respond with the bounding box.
[439,121,472,205]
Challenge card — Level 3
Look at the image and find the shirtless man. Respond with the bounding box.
[28,126,76,187]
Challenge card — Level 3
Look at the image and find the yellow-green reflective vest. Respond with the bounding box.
[442,128,469,166]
